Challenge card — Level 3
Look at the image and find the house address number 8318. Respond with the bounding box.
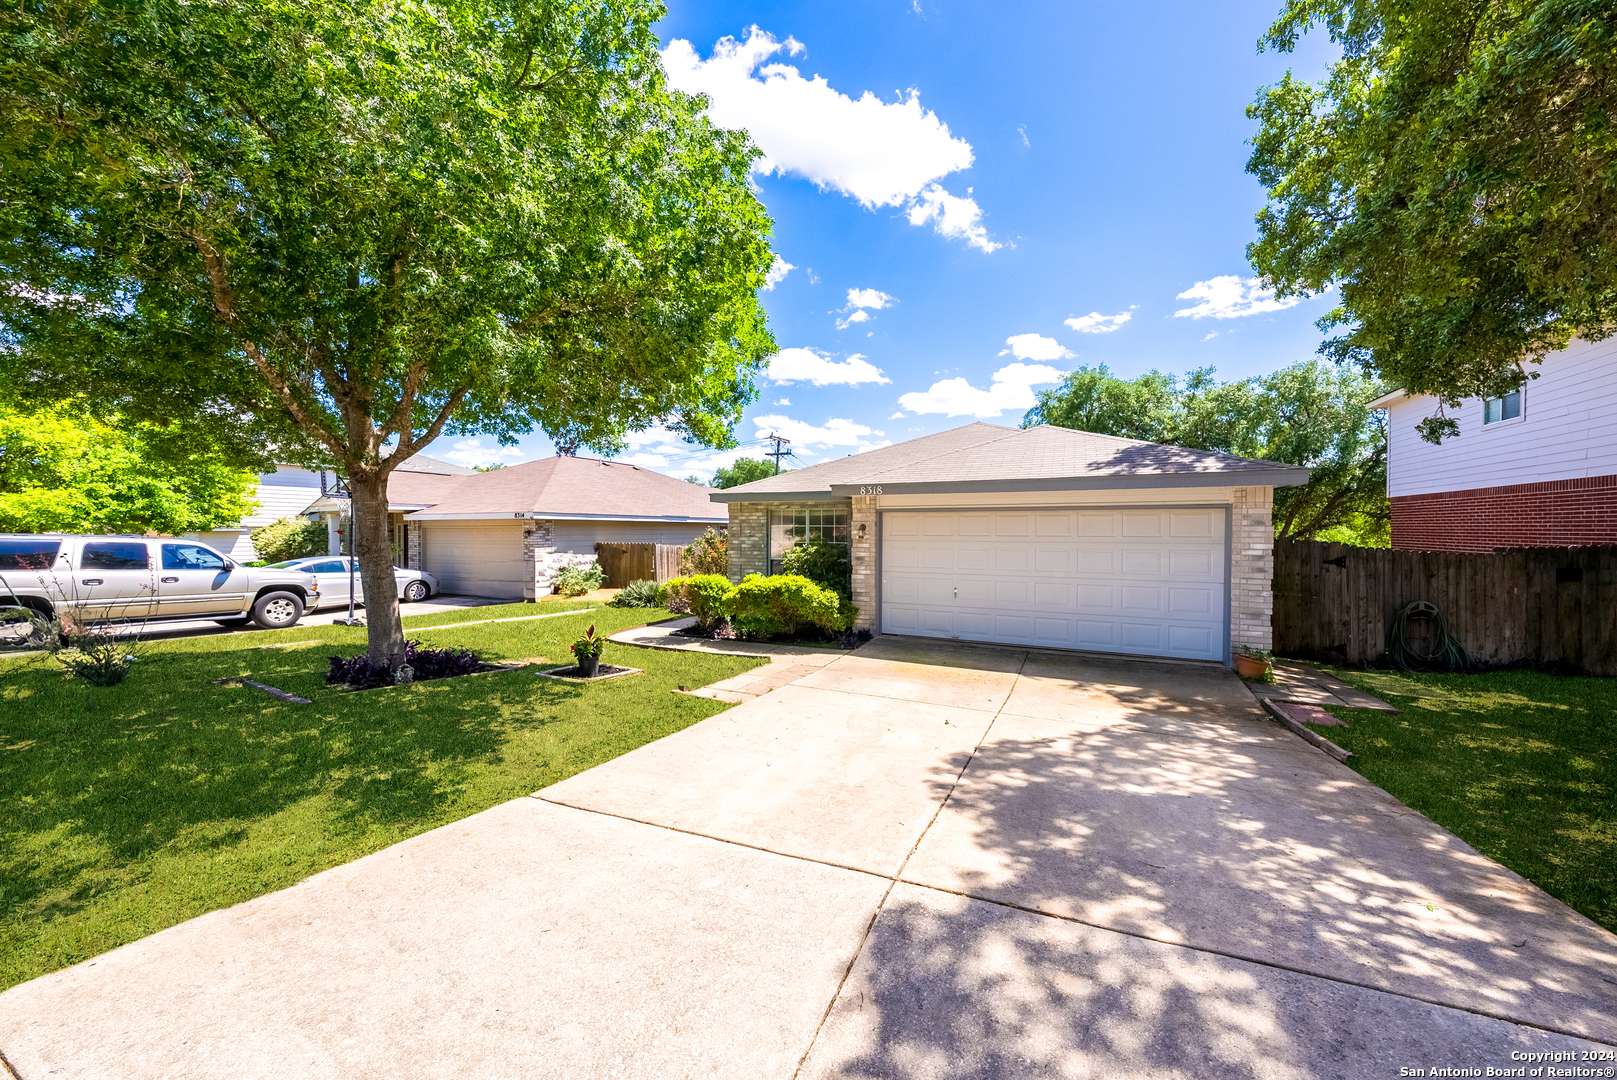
[858,485,883,496]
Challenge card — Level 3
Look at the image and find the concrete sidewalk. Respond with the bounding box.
[2,638,1613,1078]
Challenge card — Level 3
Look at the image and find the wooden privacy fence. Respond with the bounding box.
[1273,540,1617,675]
[594,542,683,587]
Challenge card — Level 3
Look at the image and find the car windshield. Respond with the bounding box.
[263,560,307,569]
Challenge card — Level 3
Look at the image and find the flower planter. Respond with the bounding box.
[1234,653,1272,680]
[575,654,600,678]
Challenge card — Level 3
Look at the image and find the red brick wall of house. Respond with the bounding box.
[1390,474,1617,552]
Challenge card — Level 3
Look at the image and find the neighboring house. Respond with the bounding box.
[713,422,1308,664]
[304,454,473,563]
[1370,338,1617,552]
[187,465,326,562]
[403,456,724,598]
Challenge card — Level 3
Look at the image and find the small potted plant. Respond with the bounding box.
[1234,644,1274,680]
[570,624,606,678]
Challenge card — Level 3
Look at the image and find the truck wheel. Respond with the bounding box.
[251,591,304,629]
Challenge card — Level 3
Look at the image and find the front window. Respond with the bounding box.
[769,507,849,573]
[161,543,226,571]
[1483,389,1522,424]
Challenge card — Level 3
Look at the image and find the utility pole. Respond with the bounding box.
[763,432,793,474]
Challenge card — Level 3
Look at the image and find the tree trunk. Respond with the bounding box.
[348,474,406,668]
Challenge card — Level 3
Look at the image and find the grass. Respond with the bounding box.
[0,605,763,990]
[399,598,603,628]
[1314,667,1616,933]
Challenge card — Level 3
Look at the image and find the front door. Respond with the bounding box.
[155,542,250,617]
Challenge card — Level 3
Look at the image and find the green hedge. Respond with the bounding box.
[249,516,328,562]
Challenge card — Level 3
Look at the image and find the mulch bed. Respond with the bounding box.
[536,663,642,683]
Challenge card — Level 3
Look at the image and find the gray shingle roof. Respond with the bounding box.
[712,422,1309,501]
[406,456,724,521]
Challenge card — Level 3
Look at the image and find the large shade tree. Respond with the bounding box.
[1027,361,1390,545]
[1,0,775,667]
[1247,0,1617,440]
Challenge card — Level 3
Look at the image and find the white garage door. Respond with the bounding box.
[421,522,528,599]
[880,508,1228,661]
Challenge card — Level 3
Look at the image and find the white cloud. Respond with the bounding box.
[1064,307,1135,334]
[1173,275,1301,319]
[896,361,1065,419]
[440,438,526,469]
[751,414,880,451]
[845,287,895,310]
[766,346,890,386]
[999,332,1073,362]
[662,29,998,252]
[1016,125,1030,149]
[1201,331,1219,342]
[905,184,1002,253]
[774,396,792,406]
[764,254,795,290]
[662,28,972,208]
[835,309,871,331]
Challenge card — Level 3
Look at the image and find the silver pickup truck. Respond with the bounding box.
[0,534,320,629]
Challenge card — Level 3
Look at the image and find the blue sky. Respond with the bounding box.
[433,0,1339,476]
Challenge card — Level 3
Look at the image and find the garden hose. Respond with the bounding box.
[1387,600,1470,672]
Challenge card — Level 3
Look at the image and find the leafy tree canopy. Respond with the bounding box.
[0,0,776,661]
[1247,0,1617,439]
[711,456,782,489]
[0,403,257,534]
[1026,361,1390,545]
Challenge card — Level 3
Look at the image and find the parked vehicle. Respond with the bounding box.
[263,556,437,609]
[0,534,320,629]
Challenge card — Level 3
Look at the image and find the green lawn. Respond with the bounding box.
[1315,668,1616,933]
[0,605,762,990]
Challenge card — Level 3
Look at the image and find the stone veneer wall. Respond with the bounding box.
[521,521,598,600]
[404,522,423,570]
[849,495,878,632]
[1230,485,1275,652]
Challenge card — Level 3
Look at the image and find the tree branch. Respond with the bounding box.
[390,384,471,469]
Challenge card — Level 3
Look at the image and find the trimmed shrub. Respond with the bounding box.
[327,639,484,689]
[658,574,733,631]
[553,560,605,597]
[250,516,328,562]
[678,527,728,576]
[779,536,851,600]
[609,579,662,608]
[726,573,843,641]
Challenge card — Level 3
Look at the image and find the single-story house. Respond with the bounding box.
[712,422,1309,665]
[305,454,473,562]
[1369,338,1617,552]
[404,456,724,598]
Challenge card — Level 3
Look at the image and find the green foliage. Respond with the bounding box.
[0,403,256,535]
[1247,0,1617,426]
[779,535,852,599]
[658,574,733,631]
[711,457,782,489]
[1026,361,1389,543]
[553,562,605,598]
[608,579,662,608]
[678,527,729,576]
[0,0,776,663]
[725,574,844,641]
[250,517,329,563]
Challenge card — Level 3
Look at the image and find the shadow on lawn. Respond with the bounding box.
[0,637,581,927]
[799,647,1617,1076]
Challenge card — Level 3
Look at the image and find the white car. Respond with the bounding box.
[265,557,438,609]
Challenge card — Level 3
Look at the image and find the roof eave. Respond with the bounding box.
[404,509,727,522]
[708,489,842,504]
[824,470,1312,495]
[1367,388,1409,409]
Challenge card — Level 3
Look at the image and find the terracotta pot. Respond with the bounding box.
[575,654,600,678]
[1234,653,1271,679]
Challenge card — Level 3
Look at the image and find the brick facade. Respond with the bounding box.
[724,500,851,581]
[849,495,878,632]
[1390,474,1617,553]
[1230,486,1275,652]
[520,520,598,599]
[404,522,423,570]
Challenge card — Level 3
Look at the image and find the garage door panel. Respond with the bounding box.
[882,508,1228,662]
[422,523,527,599]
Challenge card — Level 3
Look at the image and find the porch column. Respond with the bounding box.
[849,494,879,633]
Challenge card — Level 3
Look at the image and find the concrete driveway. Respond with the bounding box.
[3,638,1614,1078]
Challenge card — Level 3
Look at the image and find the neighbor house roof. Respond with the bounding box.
[306,453,476,513]
[711,422,1310,502]
[404,456,724,522]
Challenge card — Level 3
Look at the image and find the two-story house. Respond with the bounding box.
[1371,338,1617,552]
